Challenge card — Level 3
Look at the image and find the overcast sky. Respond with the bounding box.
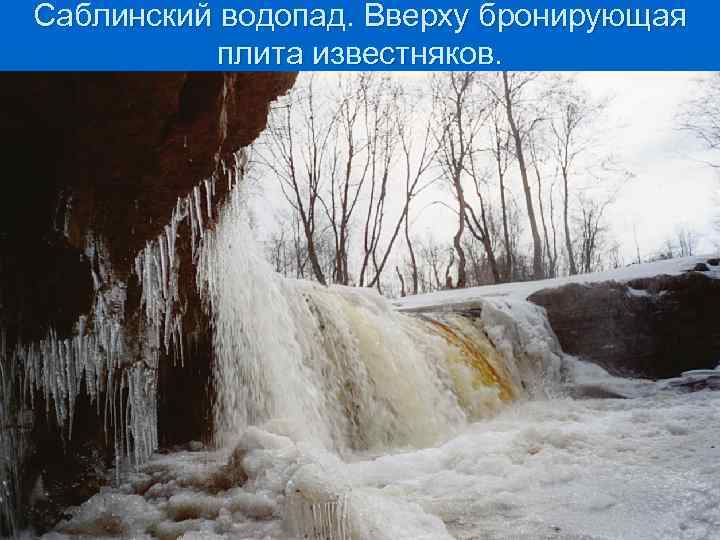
[250,72,719,266]
[577,72,718,257]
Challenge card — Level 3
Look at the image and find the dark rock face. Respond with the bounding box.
[1,72,296,345]
[21,391,113,533]
[528,272,720,379]
[0,72,295,534]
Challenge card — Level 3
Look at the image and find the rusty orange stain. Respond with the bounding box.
[427,319,516,402]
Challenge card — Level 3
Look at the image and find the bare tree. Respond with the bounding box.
[260,72,634,295]
[528,130,559,278]
[681,73,720,166]
[433,72,487,289]
[362,80,438,292]
[575,196,607,273]
[258,76,336,285]
[681,74,720,240]
[262,73,440,293]
[498,72,545,279]
[318,74,375,285]
[487,104,515,281]
[547,78,607,276]
[411,234,454,293]
[547,179,561,275]
[572,186,622,274]
[356,75,396,289]
[632,221,643,264]
[266,212,300,277]
[675,226,699,257]
[464,152,501,283]
[394,89,439,295]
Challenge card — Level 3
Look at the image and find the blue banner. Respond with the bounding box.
[0,0,716,71]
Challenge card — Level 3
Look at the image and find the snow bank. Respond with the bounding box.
[394,255,720,311]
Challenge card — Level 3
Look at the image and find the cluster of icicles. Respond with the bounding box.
[0,154,247,534]
[2,150,562,538]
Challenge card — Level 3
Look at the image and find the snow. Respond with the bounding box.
[345,387,720,540]
[564,356,658,399]
[195,192,565,452]
[7,178,715,539]
[394,255,720,311]
[661,366,720,391]
[39,194,720,540]
[41,380,720,540]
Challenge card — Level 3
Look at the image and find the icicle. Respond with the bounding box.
[193,185,205,238]
[1,164,251,527]
[285,475,351,540]
[166,224,176,300]
[189,195,199,258]
[204,178,213,223]
[159,235,168,301]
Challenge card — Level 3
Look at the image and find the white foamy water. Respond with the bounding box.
[41,189,720,540]
[195,190,558,454]
[41,385,720,540]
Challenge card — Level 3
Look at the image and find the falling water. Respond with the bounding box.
[6,174,568,538]
[2,172,717,538]
[187,184,565,538]
[197,187,559,455]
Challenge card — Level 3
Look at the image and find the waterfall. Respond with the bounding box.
[185,185,565,538]
[5,177,566,538]
[197,187,561,455]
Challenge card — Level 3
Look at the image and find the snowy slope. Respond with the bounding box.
[394,255,720,311]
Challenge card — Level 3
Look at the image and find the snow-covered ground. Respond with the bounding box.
[394,255,720,311]
[36,209,720,540]
[40,376,720,540]
[348,386,720,540]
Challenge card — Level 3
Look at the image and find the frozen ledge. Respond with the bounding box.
[394,255,720,313]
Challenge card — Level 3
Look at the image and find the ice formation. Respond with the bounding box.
[196,187,562,453]
[6,164,719,539]
[20,177,568,538]
[40,373,720,540]
[0,160,233,534]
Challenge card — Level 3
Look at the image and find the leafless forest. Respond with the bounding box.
[250,72,719,297]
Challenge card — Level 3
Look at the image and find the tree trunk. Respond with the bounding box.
[466,204,500,284]
[502,72,544,280]
[533,153,554,278]
[563,168,578,275]
[498,168,512,282]
[453,183,468,289]
[405,212,418,295]
[304,223,327,285]
[479,207,500,284]
[396,266,406,297]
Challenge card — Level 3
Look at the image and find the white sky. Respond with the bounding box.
[577,72,718,258]
[250,72,719,266]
